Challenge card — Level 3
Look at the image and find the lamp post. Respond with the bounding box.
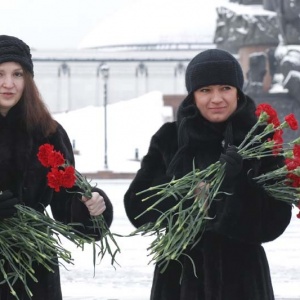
[58,62,71,111]
[100,64,109,170]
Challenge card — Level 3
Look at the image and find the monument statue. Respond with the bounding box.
[214,3,279,53]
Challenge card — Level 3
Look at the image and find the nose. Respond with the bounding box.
[211,90,223,103]
[1,75,14,88]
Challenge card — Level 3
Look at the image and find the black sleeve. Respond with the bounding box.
[208,157,292,244]
[124,124,178,228]
[48,123,113,239]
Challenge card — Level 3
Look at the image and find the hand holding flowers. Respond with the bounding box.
[82,192,107,217]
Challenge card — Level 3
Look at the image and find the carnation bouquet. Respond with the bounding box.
[37,143,120,265]
[132,103,300,273]
[0,144,120,299]
[0,204,95,299]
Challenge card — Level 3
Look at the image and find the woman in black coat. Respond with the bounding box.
[124,49,292,300]
[0,35,113,299]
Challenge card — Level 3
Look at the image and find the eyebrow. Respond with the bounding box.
[0,67,23,72]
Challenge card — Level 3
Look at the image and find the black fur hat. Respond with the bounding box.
[185,48,244,94]
[0,35,33,75]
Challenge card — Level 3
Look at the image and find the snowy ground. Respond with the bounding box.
[59,180,300,300]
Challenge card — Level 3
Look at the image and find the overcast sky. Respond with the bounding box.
[0,0,136,50]
[0,0,229,50]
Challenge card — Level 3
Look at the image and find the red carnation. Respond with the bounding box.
[38,143,76,191]
[37,144,55,167]
[61,166,76,188]
[46,166,76,192]
[271,129,283,156]
[287,173,300,187]
[293,144,300,158]
[37,143,65,168]
[297,202,300,219]
[285,114,298,130]
[285,157,300,171]
[47,168,64,192]
[255,103,279,127]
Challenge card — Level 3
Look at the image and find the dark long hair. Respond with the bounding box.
[19,70,57,137]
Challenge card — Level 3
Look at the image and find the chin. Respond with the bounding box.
[209,116,227,123]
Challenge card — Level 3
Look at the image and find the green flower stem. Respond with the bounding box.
[130,162,224,271]
[90,215,121,267]
[0,205,96,299]
[261,184,300,204]
[129,114,300,270]
[60,167,121,267]
[0,261,21,300]
[238,121,263,150]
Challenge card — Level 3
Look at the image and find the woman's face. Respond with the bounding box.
[193,85,238,123]
[0,61,25,117]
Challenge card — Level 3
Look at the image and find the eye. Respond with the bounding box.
[14,71,24,77]
[199,87,210,93]
[222,86,232,91]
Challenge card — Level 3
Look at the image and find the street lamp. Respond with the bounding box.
[100,64,109,170]
[58,62,71,111]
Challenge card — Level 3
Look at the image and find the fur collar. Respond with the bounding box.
[176,93,258,149]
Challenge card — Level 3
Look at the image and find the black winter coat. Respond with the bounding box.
[0,106,113,300]
[124,94,292,300]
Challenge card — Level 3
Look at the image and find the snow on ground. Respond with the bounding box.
[59,180,300,300]
[53,91,173,174]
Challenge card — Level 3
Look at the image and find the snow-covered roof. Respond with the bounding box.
[79,0,229,50]
[222,2,277,16]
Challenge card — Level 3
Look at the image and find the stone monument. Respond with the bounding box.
[214,0,300,102]
[214,0,279,92]
[271,0,300,104]
[214,0,300,141]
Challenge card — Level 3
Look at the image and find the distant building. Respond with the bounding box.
[32,48,208,113]
[32,0,222,113]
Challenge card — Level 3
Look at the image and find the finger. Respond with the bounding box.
[81,195,91,203]
[90,204,106,216]
[84,199,95,210]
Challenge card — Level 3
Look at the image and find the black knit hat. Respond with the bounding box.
[185,49,244,94]
[0,35,33,75]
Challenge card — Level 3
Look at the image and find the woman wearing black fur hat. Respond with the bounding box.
[124,49,291,300]
[0,35,113,299]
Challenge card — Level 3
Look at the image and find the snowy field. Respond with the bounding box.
[59,179,300,300]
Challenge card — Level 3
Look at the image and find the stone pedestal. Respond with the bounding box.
[239,46,272,93]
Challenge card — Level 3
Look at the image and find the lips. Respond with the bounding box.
[209,107,226,111]
[0,92,15,99]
